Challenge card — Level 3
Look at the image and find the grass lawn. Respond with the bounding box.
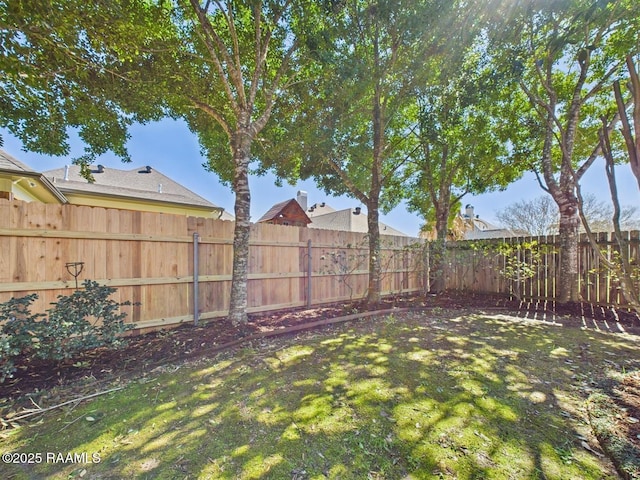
[1,310,639,479]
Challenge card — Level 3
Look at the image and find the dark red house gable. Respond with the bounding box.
[257,198,311,227]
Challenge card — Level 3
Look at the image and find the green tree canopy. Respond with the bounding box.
[276,0,470,303]
[1,0,320,324]
[0,0,172,168]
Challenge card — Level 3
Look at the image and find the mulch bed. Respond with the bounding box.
[1,292,639,473]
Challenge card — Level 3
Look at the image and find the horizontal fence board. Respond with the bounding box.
[0,199,425,330]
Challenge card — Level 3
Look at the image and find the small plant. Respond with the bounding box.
[0,281,134,381]
[319,241,369,300]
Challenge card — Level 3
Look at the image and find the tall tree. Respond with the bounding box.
[286,0,462,304]
[489,0,640,303]
[175,1,314,325]
[1,0,317,325]
[405,39,522,291]
[615,55,640,189]
[588,53,640,309]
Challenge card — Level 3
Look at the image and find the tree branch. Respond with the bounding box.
[325,156,370,205]
[188,0,241,114]
[190,97,232,137]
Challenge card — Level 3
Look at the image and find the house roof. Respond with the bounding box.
[464,228,524,240]
[0,150,68,203]
[460,205,525,239]
[44,164,225,213]
[0,149,34,173]
[306,202,336,217]
[257,198,312,224]
[309,206,408,236]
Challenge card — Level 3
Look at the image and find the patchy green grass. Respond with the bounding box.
[1,311,639,479]
[587,385,640,480]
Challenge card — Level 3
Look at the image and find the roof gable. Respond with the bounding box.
[258,198,311,224]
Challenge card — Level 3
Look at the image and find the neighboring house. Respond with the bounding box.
[43,164,232,220]
[421,204,522,240]
[0,149,232,219]
[256,198,311,227]
[308,206,409,236]
[257,190,409,236]
[460,205,524,239]
[0,150,68,204]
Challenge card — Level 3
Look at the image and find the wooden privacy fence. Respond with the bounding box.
[441,232,640,308]
[0,200,424,331]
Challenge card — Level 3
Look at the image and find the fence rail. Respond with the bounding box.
[0,200,424,331]
[441,232,640,308]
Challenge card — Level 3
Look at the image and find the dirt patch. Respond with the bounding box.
[1,292,639,465]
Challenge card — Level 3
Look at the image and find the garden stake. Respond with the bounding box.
[65,262,84,290]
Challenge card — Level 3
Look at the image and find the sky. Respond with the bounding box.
[2,119,639,238]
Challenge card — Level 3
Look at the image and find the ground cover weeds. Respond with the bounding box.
[1,310,639,479]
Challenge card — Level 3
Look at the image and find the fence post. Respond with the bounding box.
[307,239,312,308]
[193,232,200,326]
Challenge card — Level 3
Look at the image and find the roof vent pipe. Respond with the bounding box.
[64,165,70,181]
[158,183,163,193]
[354,206,361,215]
[146,166,152,173]
[97,164,104,173]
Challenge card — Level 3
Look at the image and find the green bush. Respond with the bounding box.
[0,294,44,382]
[0,281,134,382]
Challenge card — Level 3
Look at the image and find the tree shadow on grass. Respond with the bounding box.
[2,311,637,479]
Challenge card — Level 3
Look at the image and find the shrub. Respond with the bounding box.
[0,281,134,382]
[0,294,44,382]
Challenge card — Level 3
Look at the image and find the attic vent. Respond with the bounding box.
[146,166,152,173]
[353,207,361,215]
[97,164,105,173]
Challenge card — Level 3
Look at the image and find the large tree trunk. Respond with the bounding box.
[366,197,382,304]
[430,200,450,293]
[228,130,252,326]
[556,197,581,303]
[366,44,384,305]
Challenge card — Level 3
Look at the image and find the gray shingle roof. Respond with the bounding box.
[44,164,221,210]
[306,202,336,217]
[309,207,408,236]
[0,150,36,173]
[0,150,68,203]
